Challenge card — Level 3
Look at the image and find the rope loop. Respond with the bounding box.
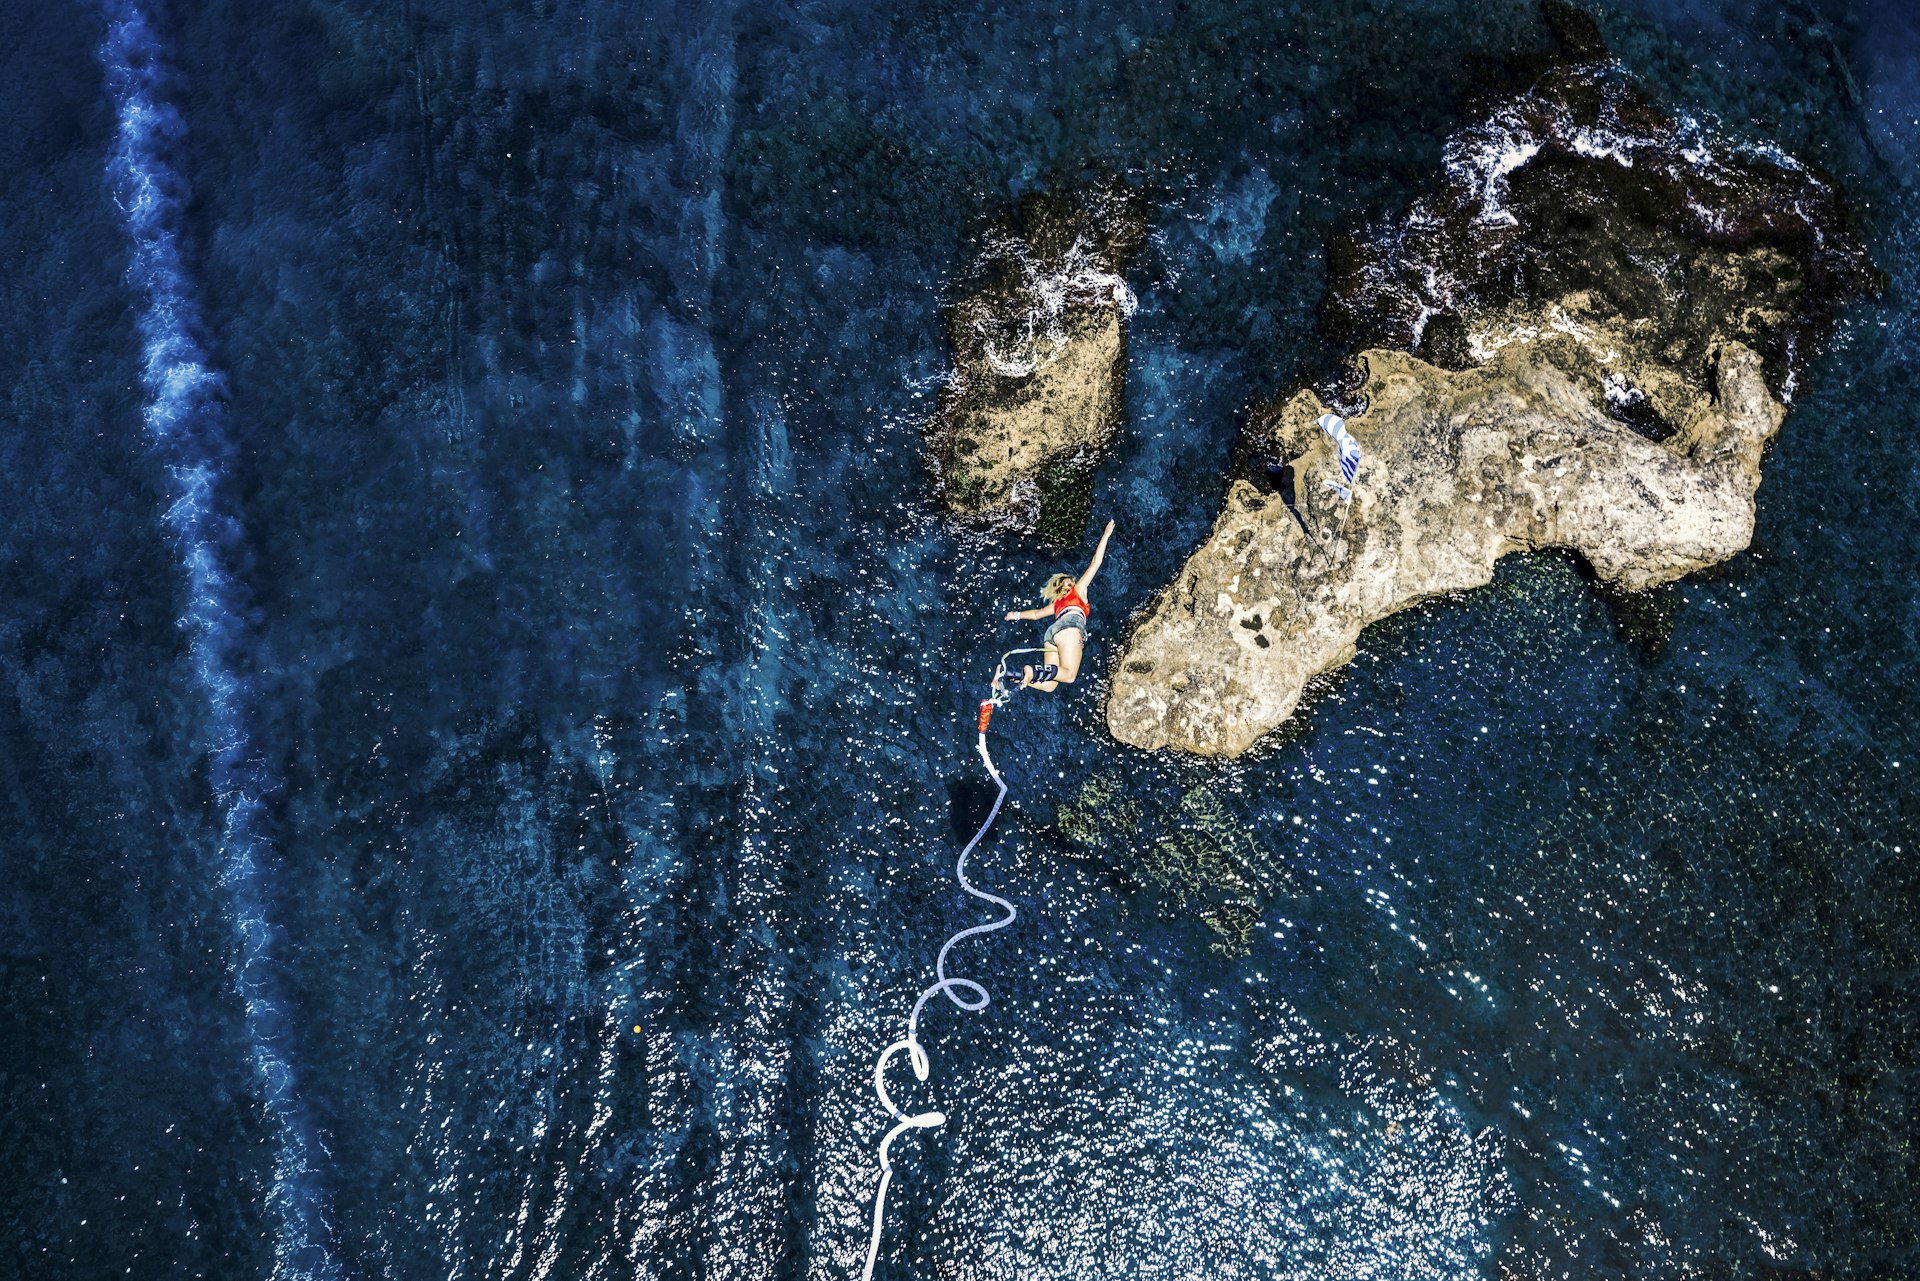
[860,653,1028,1281]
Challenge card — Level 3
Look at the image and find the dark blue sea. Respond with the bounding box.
[3,0,1916,1277]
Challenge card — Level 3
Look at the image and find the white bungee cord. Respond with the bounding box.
[861,647,1047,1281]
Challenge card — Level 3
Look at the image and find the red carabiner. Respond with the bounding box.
[977,701,994,734]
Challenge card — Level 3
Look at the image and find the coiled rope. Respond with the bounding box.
[860,646,1049,1281]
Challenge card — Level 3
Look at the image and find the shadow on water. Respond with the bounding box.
[946,773,1003,844]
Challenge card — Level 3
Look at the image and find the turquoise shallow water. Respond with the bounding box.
[1,0,1916,1277]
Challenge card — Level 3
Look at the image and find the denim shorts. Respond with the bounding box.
[1043,608,1088,645]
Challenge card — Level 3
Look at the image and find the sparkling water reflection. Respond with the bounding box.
[2,0,1915,1278]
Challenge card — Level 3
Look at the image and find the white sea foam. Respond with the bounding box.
[99,4,339,1277]
[977,233,1136,377]
[1465,319,1543,364]
[1443,84,1655,227]
[1603,371,1649,416]
[1568,126,1639,165]
[1445,125,1541,227]
[1672,114,1718,169]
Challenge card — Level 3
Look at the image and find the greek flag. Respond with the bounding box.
[1318,413,1361,501]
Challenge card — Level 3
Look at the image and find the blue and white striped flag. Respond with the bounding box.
[1318,413,1361,501]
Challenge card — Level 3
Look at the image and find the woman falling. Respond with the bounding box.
[1003,519,1116,692]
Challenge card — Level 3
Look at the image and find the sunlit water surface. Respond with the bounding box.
[2,0,1916,1277]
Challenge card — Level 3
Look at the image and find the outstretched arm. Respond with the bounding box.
[1005,606,1051,621]
[1074,519,1117,594]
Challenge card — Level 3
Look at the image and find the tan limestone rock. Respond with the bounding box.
[1105,337,1785,756]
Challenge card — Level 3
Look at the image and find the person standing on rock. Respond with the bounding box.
[1003,519,1116,692]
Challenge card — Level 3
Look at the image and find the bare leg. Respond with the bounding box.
[1024,632,1083,692]
[1051,630,1084,682]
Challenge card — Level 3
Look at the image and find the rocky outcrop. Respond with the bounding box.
[1108,55,1879,756]
[1319,64,1880,410]
[1107,336,1782,755]
[927,180,1145,541]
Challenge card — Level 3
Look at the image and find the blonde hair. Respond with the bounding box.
[1042,573,1077,602]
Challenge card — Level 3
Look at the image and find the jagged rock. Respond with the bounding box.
[1107,60,1878,756]
[926,180,1145,539]
[1320,64,1882,410]
[1108,335,1783,756]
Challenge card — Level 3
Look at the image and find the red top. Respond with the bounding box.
[1053,584,1090,618]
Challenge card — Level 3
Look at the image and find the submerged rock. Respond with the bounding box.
[1109,60,1879,756]
[926,179,1146,539]
[1054,772,1286,954]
